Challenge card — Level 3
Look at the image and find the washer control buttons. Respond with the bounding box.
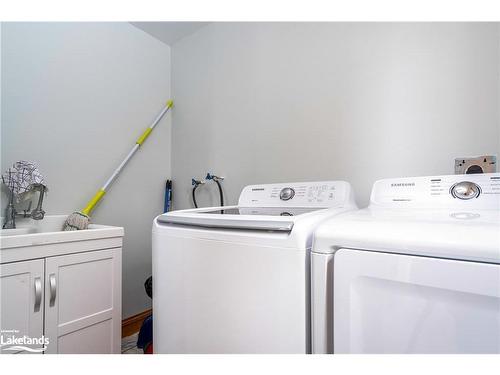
[450,181,481,200]
[279,187,295,201]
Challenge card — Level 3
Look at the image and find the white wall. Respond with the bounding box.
[171,22,500,210]
[1,22,171,318]
[2,21,500,318]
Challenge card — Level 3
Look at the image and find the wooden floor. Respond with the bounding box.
[122,308,152,338]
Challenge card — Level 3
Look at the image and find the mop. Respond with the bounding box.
[62,100,174,231]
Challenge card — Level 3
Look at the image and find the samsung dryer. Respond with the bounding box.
[153,180,357,353]
[311,173,500,354]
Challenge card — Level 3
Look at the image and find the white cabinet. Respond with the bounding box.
[1,248,121,354]
[0,218,123,354]
[0,260,45,354]
[44,249,121,354]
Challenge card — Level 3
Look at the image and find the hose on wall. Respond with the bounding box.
[214,179,224,207]
[191,174,224,210]
[191,179,202,208]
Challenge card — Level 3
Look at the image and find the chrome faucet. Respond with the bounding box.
[3,184,46,229]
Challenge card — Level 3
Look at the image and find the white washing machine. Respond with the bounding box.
[152,181,356,353]
[311,173,500,354]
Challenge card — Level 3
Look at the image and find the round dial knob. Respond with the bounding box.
[450,181,480,200]
[279,187,295,201]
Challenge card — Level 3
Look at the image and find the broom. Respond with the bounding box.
[62,100,174,231]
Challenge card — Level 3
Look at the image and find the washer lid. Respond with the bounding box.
[158,180,356,232]
[157,206,329,231]
[187,207,321,216]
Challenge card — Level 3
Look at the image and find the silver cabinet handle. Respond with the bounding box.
[34,277,42,312]
[49,273,57,307]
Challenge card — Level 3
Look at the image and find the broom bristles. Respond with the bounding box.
[62,211,90,231]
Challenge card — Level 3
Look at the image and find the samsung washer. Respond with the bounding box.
[152,180,357,353]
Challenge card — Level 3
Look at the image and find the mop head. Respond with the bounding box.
[62,211,90,231]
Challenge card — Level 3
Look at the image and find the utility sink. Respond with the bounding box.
[0,215,124,263]
[0,227,36,236]
[1,215,76,237]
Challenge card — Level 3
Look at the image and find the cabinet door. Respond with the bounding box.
[44,248,121,354]
[0,259,45,354]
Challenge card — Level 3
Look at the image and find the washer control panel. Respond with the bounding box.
[238,181,353,208]
[371,173,500,209]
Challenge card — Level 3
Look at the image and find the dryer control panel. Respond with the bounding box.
[238,181,354,208]
[371,173,500,210]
